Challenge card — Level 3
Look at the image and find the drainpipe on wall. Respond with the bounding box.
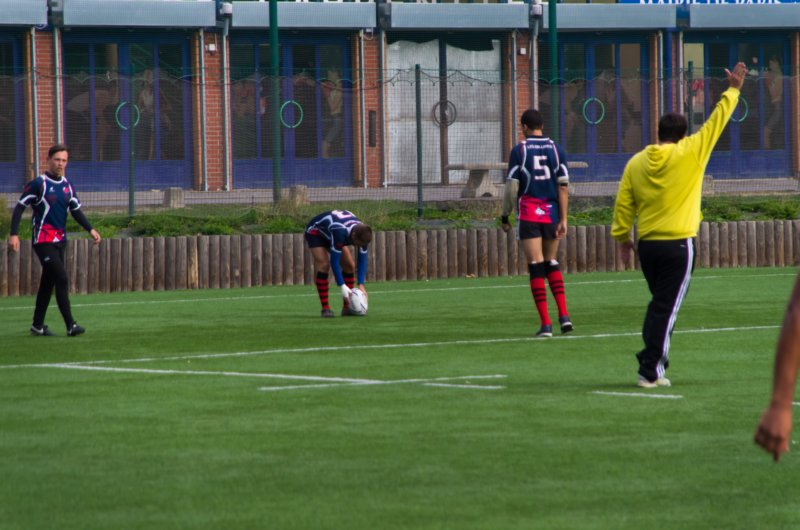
[530,0,542,109]
[511,31,517,150]
[359,30,367,188]
[53,27,62,143]
[221,15,231,191]
[30,27,39,175]
[199,29,209,191]
[379,29,387,187]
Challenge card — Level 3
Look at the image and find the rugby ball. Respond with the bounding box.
[348,288,368,316]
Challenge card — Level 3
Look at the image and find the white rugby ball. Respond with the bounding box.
[348,288,368,316]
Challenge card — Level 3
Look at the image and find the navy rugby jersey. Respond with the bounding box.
[506,136,569,224]
[305,210,368,286]
[17,173,83,245]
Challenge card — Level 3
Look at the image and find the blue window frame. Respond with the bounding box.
[230,33,353,189]
[61,31,193,192]
[682,32,790,179]
[0,35,25,193]
[539,33,651,182]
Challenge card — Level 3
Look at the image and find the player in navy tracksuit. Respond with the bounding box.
[304,210,372,317]
[501,109,573,338]
[8,144,102,336]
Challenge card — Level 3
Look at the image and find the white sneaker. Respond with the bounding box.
[637,376,671,388]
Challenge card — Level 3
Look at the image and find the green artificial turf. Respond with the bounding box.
[1,268,798,529]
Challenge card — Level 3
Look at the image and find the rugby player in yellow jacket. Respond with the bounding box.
[611,61,747,388]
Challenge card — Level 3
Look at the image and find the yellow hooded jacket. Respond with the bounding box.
[611,87,740,242]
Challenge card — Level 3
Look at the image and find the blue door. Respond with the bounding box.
[62,35,193,192]
[230,36,353,189]
[539,35,651,182]
[0,36,25,193]
[683,35,790,179]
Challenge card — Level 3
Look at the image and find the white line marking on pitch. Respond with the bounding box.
[42,364,382,383]
[423,383,505,390]
[0,271,793,312]
[0,325,781,371]
[591,391,683,400]
[38,364,507,392]
[258,374,507,392]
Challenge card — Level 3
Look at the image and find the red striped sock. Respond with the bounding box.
[315,271,330,309]
[545,261,569,318]
[343,273,356,308]
[529,263,551,326]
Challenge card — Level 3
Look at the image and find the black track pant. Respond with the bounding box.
[32,242,74,329]
[635,238,695,382]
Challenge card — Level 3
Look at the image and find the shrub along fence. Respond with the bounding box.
[1,220,799,297]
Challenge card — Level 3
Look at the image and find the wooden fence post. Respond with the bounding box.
[208,235,219,289]
[188,236,199,290]
[229,234,240,288]
[0,241,8,297]
[292,234,305,285]
[709,222,720,269]
[405,231,417,281]
[385,231,397,281]
[270,234,283,286]
[241,235,252,289]
[416,230,427,280]
[456,229,467,277]
[261,234,272,286]
[396,230,408,281]
[143,237,155,291]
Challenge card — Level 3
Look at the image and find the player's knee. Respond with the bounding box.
[545,260,560,274]
[528,262,546,278]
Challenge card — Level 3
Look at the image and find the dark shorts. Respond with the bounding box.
[305,229,330,249]
[517,220,557,241]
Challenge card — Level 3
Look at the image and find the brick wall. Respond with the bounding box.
[361,33,384,188]
[32,30,58,177]
[201,33,227,191]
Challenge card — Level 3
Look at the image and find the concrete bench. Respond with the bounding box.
[447,161,589,198]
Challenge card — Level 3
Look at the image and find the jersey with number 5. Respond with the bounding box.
[506,136,569,224]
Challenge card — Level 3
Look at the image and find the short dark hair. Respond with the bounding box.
[48,144,70,158]
[520,109,544,130]
[351,224,372,247]
[657,113,688,143]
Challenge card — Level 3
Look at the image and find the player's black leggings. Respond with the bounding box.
[32,242,75,329]
[636,238,695,382]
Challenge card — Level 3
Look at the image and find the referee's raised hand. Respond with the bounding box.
[725,61,747,90]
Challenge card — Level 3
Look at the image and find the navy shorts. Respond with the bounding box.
[304,229,330,249]
[517,220,557,241]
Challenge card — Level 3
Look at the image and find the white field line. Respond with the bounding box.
[258,375,507,392]
[41,364,381,383]
[591,391,683,400]
[795,402,800,407]
[0,325,781,371]
[0,272,794,313]
[422,383,506,390]
[37,364,507,391]
[259,382,507,392]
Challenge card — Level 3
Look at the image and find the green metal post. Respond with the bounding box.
[415,64,423,218]
[270,0,281,204]
[129,64,136,217]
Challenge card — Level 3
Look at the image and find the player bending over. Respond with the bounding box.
[304,210,372,317]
